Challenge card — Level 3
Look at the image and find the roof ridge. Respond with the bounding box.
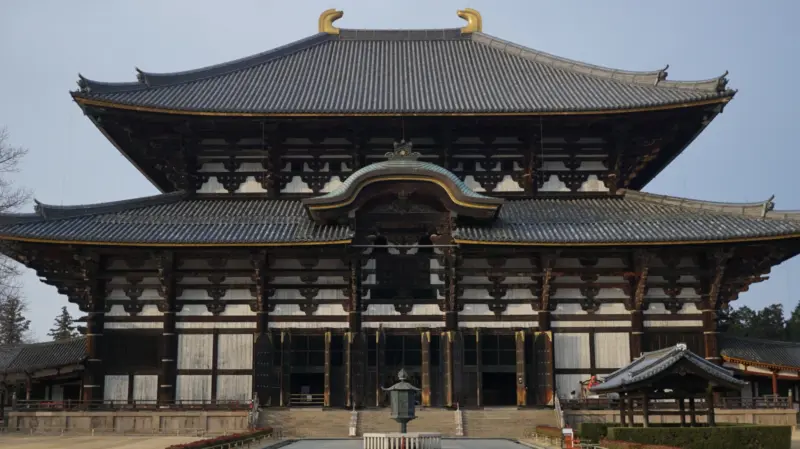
[75,33,333,94]
[621,189,800,221]
[470,32,731,93]
[0,192,186,225]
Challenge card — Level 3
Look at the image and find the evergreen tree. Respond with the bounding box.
[48,306,77,341]
[0,295,31,344]
[785,301,800,342]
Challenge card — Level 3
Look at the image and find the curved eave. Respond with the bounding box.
[453,233,800,247]
[622,190,800,221]
[70,94,734,118]
[0,236,352,248]
[722,355,800,374]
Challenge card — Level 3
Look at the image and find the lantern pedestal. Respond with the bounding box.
[363,432,442,449]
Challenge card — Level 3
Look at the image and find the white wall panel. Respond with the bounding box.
[133,375,158,402]
[268,321,348,329]
[556,374,590,397]
[217,334,254,370]
[104,375,129,402]
[177,322,257,329]
[552,321,629,328]
[105,323,163,329]
[216,375,253,401]
[459,321,536,328]
[644,320,702,327]
[594,333,631,369]
[178,334,213,369]
[554,333,590,369]
[176,375,212,402]
[461,304,493,316]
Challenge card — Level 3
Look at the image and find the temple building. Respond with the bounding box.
[1,9,800,410]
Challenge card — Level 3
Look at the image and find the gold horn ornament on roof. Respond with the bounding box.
[457,8,483,33]
[319,9,344,35]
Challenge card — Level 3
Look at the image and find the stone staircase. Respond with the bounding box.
[358,408,457,436]
[261,409,354,438]
[462,408,559,438]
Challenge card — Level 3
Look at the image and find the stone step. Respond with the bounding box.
[462,409,559,438]
[261,409,353,438]
[358,409,456,436]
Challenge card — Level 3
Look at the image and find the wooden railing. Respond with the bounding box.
[288,393,324,407]
[559,395,793,411]
[12,399,253,412]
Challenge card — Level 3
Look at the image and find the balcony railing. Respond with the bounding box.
[11,399,253,412]
[559,395,793,411]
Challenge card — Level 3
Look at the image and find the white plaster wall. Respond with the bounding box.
[217,334,254,370]
[104,375,129,402]
[133,375,158,402]
[216,375,253,401]
[178,335,213,370]
[594,333,631,369]
[176,375,212,402]
[557,374,590,397]
[554,333,591,369]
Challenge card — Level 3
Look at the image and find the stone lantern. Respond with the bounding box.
[382,368,421,433]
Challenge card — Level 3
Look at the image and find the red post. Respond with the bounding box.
[772,371,779,397]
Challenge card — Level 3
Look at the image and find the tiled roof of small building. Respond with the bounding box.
[0,190,798,246]
[720,335,800,370]
[0,338,86,374]
[592,343,746,393]
[73,28,734,115]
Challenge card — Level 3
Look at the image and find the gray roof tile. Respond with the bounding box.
[592,344,746,393]
[0,191,799,245]
[74,29,733,114]
[720,335,800,369]
[0,338,86,374]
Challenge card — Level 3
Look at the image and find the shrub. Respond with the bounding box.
[600,440,681,449]
[607,425,792,449]
[534,425,563,439]
[165,427,273,449]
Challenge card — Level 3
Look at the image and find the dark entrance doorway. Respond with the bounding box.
[481,334,518,406]
[290,335,325,407]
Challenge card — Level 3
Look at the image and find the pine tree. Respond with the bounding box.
[785,301,800,342]
[48,306,77,341]
[0,295,31,345]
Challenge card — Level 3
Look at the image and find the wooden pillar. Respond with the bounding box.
[642,393,650,427]
[81,253,106,405]
[375,330,384,407]
[280,331,291,407]
[679,397,687,427]
[24,376,31,401]
[348,257,362,332]
[345,331,366,409]
[421,331,431,407]
[515,329,527,407]
[443,248,459,332]
[703,309,721,364]
[706,387,716,427]
[619,394,627,426]
[443,330,455,408]
[324,331,331,407]
[537,311,551,332]
[627,397,635,425]
[210,329,219,404]
[689,397,697,426]
[476,329,483,408]
[158,252,179,405]
[630,310,644,360]
[252,253,272,406]
[772,371,779,396]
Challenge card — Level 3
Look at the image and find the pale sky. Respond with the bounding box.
[1,0,798,340]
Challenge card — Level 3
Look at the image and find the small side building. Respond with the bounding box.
[0,338,86,414]
[720,334,800,404]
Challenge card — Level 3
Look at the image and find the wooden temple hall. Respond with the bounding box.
[1,9,800,410]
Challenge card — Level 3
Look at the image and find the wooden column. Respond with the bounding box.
[679,397,687,427]
[210,329,219,403]
[703,250,731,363]
[627,397,635,425]
[251,253,272,406]
[515,330,527,407]
[324,331,331,407]
[619,394,627,426]
[689,397,697,426]
[476,329,483,408]
[443,331,455,407]
[80,253,106,404]
[345,253,365,409]
[443,248,459,331]
[375,330,385,407]
[280,331,291,407]
[421,331,431,407]
[630,310,644,360]
[706,387,716,426]
[157,252,179,405]
[626,251,650,360]
[642,393,650,427]
[347,257,362,332]
[703,309,720,364]
[772,371,779,396]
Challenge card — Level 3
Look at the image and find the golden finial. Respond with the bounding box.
[318,9,344,35]
[457,8,482,33]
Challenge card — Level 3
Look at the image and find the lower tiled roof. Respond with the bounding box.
[0,338,86,374]
[0,191,798,246]
[720,335,800,369]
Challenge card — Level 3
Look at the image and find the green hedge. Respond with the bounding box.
[607,425,792,449]
[165,428,273,449]
[600,440,681,449]
[578,422,746,442]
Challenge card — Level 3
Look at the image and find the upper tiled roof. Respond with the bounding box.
[73,28,734,115]
[0,338,87,374]
[720,335,800,370]
[592,343,746,393]
[0,190,798,246]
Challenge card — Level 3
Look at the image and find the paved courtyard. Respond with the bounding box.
[0,435,202,449]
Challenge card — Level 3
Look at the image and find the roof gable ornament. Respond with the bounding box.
[457,8,482,34]
[385,141,420,161]
[319,9,344,35]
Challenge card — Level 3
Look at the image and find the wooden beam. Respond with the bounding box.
[421,331,431,407]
